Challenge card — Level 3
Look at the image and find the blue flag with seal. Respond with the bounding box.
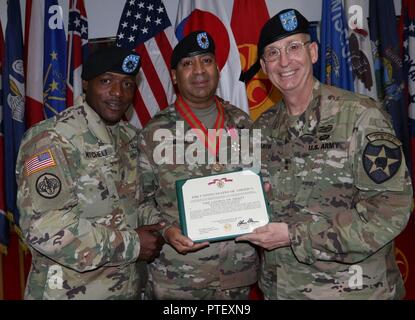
[43,0,67,118]
[0,18,9,252]
[369,0,410,169]
[319,0,354,91]
[2,0,26,230]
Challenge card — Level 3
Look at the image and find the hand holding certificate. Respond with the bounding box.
[176,170,270,242]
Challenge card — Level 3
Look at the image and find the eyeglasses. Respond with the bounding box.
[262,41,311,62]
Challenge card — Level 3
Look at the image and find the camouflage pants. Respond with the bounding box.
[144,282,251,300]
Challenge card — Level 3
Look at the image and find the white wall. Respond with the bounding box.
[0,0,403,40]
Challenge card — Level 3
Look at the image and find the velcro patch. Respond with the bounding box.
[362,132,402,184]
[25,149,56,176]
[36,173,61,198]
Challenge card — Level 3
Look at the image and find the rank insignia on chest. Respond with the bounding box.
[363,132,402,184]
[129,141,138,150]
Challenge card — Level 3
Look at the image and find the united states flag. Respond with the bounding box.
[66,0,89,107]
[25,150,56,177]
[116,0,177,128]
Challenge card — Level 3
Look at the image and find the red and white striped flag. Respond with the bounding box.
[116,0,177,128]
[66,0,89,107]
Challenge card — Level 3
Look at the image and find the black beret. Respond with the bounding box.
[258,9,310,57]
[81,46,141,80]
[171,31,215,69]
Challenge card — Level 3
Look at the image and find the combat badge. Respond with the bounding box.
[363,132,402,184]
[36,173,61,198]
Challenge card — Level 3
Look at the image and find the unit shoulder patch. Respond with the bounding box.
[362,132,402,184]
[36,173,62,198]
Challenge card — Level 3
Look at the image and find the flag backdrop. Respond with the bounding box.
[116,0,177,128]
[399,0,415,300]
[66,0,89,107]
[345,0,378,100]
[319,0,354,91]
[1,0,29,299]
[402,0,415,175]
[24,0,68,213]
[230,0,280,120]
[25,0,46,127]
[3,0,26,231]
[0,19,8,254]
[25,0,68,126]
[309,23,321,82]
[176,0,249,114]
[2,0,415,300]
[0,22,4,297]
[369,0,410,170]
[43,0,67,118]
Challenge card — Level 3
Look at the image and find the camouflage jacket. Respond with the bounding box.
[138,98,259,297]
[16,99,145,300]
[254,80,413,299]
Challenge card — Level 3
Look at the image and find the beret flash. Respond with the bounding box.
[170,30,215,69]
[81,46,141,80]
[258,8,310,57]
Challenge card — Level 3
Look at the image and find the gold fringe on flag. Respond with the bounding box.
[6,211,28,252]
[0,244,7,255]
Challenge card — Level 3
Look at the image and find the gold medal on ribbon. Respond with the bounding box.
[175,95,225,163]
[211,162,224,172]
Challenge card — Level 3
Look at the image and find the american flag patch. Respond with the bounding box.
[25,150,56,176]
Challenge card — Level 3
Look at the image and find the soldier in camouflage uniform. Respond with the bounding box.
[16,47,164,299]
[237,9,413,299]
[138,31,258,299]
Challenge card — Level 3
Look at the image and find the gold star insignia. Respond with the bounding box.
[365,146,399,177]
[49,80,59,91]
[50,51,58,60]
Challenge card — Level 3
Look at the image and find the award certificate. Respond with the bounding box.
[176,170,270,242]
